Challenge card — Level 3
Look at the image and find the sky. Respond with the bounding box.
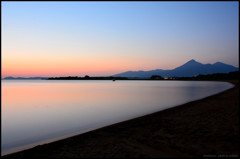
[2,2,239,77]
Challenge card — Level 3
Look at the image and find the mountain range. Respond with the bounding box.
[113,59,239,78]
[2,77,48,80]
[2,60,238,79]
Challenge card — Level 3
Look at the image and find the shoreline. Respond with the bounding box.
[3,80,239,158]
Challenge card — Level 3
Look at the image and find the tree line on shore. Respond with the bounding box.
[47,71,238,80]
[174,71,239,80]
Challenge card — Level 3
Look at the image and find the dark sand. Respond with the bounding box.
[3,80,239,158]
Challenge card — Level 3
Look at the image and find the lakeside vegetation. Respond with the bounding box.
[48,76,128,80]
[47,71,239,81]
[174,71,239,81]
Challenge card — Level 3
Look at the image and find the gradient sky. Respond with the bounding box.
[2,2,239,77]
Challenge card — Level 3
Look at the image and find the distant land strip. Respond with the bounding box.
[47,71,239,81]
[2,71,239,81]
[48,76,128,80]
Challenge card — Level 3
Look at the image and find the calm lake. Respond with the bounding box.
[1,80,234,155]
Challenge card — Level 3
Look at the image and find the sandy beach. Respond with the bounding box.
[3,80,239,158]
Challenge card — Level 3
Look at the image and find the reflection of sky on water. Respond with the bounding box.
[2,80,233,155]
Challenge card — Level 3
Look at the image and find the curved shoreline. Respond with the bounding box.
[3,80,239,158]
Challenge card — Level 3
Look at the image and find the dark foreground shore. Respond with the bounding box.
[3,80,239,158]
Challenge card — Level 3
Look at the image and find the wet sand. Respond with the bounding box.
[3,80,239,158]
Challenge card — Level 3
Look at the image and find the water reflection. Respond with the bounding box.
[1,80,234,155]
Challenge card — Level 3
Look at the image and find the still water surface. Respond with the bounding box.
[2,80,234,155]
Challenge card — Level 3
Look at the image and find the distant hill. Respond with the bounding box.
[3,76,48,80]
[113,59,239,78]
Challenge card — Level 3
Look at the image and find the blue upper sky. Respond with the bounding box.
[2,2,239,77]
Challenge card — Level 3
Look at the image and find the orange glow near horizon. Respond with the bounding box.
[2,52,178,77]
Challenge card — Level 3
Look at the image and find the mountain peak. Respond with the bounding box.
[183,59,202,66]
[187,59,197,63]
[113,59,238,78]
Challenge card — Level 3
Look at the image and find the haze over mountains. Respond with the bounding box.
[113,59,239,78]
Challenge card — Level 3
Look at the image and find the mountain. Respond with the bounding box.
[113,59,239,78]
[3,76,48,80]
